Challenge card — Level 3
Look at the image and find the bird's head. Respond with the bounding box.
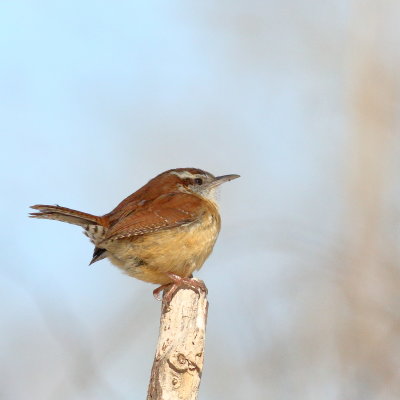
[153,168,240,202]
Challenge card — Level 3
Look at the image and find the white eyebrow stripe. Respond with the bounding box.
[170,171,199,179]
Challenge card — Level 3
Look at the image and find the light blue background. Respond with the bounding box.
[2,1,399,399]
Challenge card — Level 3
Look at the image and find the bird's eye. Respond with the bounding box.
[194,178,203,185]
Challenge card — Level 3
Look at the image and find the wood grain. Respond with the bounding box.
[147,283,208,400]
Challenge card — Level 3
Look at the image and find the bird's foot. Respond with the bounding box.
[152,284,170,301]
[152,273,208,305]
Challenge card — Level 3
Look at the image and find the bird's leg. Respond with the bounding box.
[168,273,208,294]
[152,273,208,304]
[152,284,171,301]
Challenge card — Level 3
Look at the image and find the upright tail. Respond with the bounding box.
[29,204,103,227]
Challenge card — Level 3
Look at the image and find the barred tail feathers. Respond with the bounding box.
[29,204,102,227]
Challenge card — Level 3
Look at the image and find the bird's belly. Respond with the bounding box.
[105,217,220,284]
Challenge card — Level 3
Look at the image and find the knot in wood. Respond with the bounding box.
[169,352,189,372]
[178,353,186,365]
[171,375,181,389]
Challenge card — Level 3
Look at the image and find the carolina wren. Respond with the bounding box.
[30,168,239,299]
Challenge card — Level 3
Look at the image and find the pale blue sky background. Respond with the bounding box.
[2,1,399,400]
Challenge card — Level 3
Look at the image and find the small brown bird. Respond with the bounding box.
[30,168,239,300]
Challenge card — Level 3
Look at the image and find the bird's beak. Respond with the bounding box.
[210,174,240,188]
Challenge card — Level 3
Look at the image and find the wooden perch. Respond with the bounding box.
[147,282,209,400]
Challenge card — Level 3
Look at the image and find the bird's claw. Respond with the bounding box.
[153,274,207,307]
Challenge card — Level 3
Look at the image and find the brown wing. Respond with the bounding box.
[102,193,205,242]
